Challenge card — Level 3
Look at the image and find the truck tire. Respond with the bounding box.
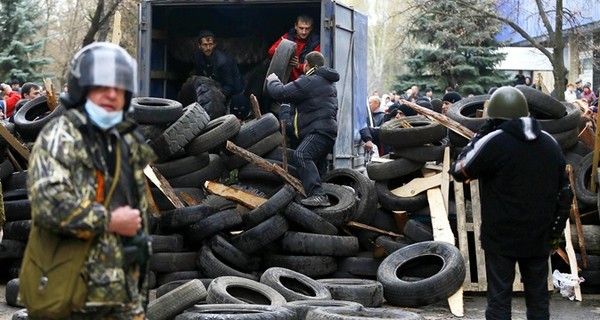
[537,102,580,133]
[516,85,566,118]
[186,114,241,155]
[377,241,466,307]
[178,75,227,120]
[131,97,183,125]
[446,94,490,131]
[263,39,297,94]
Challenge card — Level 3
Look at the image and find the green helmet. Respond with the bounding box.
[486,86,529,120]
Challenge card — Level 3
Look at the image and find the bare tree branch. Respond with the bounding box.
[535,0,555,43]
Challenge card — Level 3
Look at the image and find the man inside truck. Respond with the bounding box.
[194,30,245,102]
[268,14,320,82]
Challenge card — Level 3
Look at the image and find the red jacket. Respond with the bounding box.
[269,32,320,82]
[4,91,21,118]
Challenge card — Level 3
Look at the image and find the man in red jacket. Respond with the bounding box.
[268,14,320,82]
[1,83,21,119]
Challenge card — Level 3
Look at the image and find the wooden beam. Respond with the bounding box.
[564,218,583,301]
[390,173,442,197]
[111,10,122,45]
[143,165,185,209]
[226,140,306,196]
[346,221,402,237]
[590,122,600,192]
[250,94,262,119]
[0,123,29,161]
[567,164,587,268]
[401,100,475,140]
[204,181,266,209]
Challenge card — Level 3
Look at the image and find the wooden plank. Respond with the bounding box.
[470,180,487,291]
[111,10,122,45]
[250,94,262,119]
[143,165,185,209]
[590,121,600,193]
[564,218,582,301]
[346,221,402,237]
[204,181,267,209]
[402,100,475,140]
[390,173,441,197]
[441,148,451,213]
[454,181,472,288]
[0,123,29,161]
[392,211,408,233]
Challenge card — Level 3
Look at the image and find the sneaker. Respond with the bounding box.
[300,194,330,207]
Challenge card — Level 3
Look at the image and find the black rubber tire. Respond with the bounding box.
[323,168,378,224]
[5,278,22,307]
[264,39,297,94]
[283,202,338,235]
[223,131,283,170]
[516,85,566,118]
[149,102,210,161]
[175,304,296,320]
[375,235,412,255]
[156,271,204,287]
[260,267,332,302]
[403,219,434,243]
[243,184,295,228]
[149,252,199,273]
[238,161,298,184]
[445,94,490,131]
[366,156,424,181]
[375,177,429,212]
[312,183,357,228]
[2,189,28,202]
[202,195,238,211]
[147,279,207,320]
[197,244,259,281]
[178,76,227,120]
[0,158,15,181]
[168,153,225,188]
[316,279,384,307]
[390,137,449,163]
[281,231,359,257]
[4,199,31,221]
[377,241,466,307]
[186,114,241,155]
[153,153,211,179]
[185,209,243,245]
[338,256,383,278]
[156,279,194,298]
[230,113,280,150]
[2,171,28,191]
[262,254,338,278]
[13,96,66,141]
[210,234,261,271]
[537,102,580,133]
[283,300,363,320]
[379,116,447,148]
[0,240,25,259]
[206,276,287,305]
[574,152,599,206]
[231,214,289,254]
[152,234,186,253]
[131,97,183,125]
[3,220,31,242]
[551,128,579,150]
[159,203,219,232]
[306,307,422,320]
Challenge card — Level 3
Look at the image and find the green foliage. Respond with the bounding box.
[394,1,511,97]
[0,0,52,83]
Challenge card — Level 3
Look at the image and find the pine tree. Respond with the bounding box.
[395,1,511,96]
[0,0,52,83]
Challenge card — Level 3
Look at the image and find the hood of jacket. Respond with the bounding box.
[498,117,542,142]
[315,67,340,83]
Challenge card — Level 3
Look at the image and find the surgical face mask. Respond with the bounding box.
[84,99,123,129]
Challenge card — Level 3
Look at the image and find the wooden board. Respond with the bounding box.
[564,218,582,301]
[391,173,441,197]
[143,165,185,209]
[205,181,267,209]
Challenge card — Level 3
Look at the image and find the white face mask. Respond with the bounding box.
[84,99,123,129]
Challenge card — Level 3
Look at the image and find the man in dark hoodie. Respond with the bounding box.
[266,51,339,207]
[451,86,571,320]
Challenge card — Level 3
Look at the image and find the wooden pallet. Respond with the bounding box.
[453,179,552,292]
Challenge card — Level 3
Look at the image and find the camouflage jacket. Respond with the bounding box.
[27,109,156,311]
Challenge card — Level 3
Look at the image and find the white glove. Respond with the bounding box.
[266,73,280,82]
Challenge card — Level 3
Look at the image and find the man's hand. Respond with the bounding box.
[107,206,142,237]
[266,73,280,82]
[289,56,299,67]
[364,141,374,154]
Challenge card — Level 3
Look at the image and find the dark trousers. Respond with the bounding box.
[485,252,550,320]
[293,133,334,197]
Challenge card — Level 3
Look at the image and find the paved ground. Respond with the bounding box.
[1,284,600,319]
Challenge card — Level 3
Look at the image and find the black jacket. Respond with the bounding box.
[267,67,339,140]
[451,117,567,257]
[194,48,244,98]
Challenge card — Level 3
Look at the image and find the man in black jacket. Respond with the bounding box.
[451,86,571,320]
[266,51,339,207]
[194,30,244,100]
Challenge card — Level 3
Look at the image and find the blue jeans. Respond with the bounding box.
[485,252,550,320]
[293,133,334,197]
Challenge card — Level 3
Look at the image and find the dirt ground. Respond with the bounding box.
[2,283,600,320]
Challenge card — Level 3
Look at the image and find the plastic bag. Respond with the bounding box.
[552,269,584,300]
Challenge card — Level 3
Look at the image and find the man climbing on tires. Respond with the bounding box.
[266,51,338,207]
[269,14,320,82]
[451,86,572,320]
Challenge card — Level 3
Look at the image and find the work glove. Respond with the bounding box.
[266,73,280,82]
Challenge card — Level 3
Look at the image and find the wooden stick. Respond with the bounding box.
[179,191,200,206]
[250,94,262,119]
[566,164,587,268]
[563,218,582,301]
[6,150,23,172]
[205,181,267,209]
[43,78,58,112]
[346,221,402,237]
[401,100,475,140]
[281,120,288,172]
[143,165,185,209]
[591,121,600,193]
[226,140,306,196]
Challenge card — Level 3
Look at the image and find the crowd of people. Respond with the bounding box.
[0,78,68,122]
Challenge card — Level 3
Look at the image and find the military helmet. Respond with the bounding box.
[486,86,529,120]
[61,42,138,110]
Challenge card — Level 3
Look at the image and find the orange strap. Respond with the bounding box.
[95,169,104,203]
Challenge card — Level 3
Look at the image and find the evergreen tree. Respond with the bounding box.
[0,0,52,83]
[395,1,511,96]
